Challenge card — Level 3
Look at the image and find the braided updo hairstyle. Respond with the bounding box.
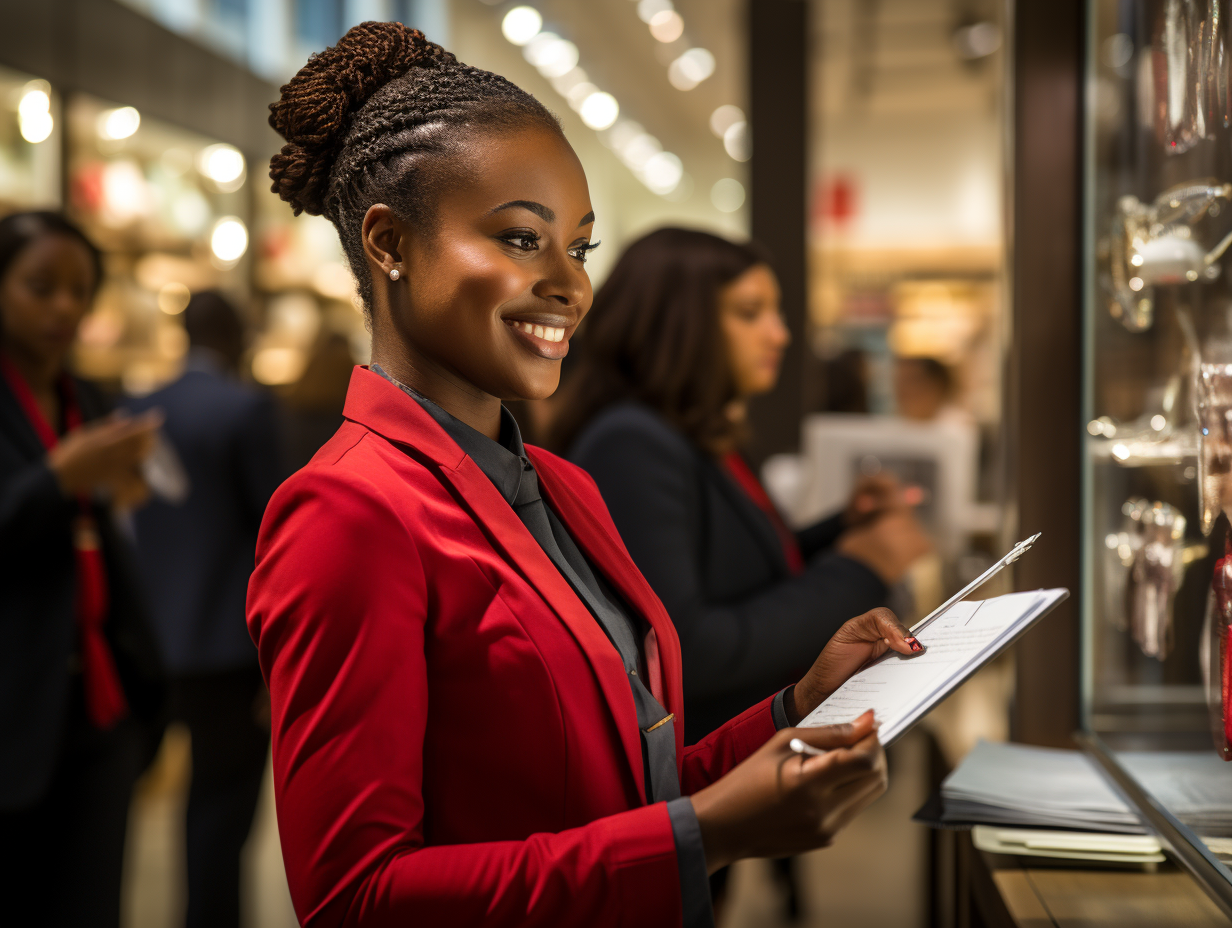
[269,21,563,313]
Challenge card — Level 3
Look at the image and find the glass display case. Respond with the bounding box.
[1083,0,1232,910]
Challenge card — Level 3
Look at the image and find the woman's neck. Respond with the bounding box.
[371,344,503,441]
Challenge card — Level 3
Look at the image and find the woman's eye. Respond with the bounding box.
[501,233,539,252]
[569,241,601,263]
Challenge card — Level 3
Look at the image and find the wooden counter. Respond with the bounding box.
[947,831,1232,928]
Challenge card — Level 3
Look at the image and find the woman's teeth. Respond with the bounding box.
[511,321,566,343]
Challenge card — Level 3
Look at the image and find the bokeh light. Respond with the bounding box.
[501,6,542,45]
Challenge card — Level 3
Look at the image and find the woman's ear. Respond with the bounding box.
[361,204,406,279]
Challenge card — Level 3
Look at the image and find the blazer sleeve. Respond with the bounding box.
[572,415,887,704]
[795,512,846,560]
[247,465,684,928]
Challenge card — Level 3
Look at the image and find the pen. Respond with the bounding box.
[909,532,1042,637]
[789,738,826,757]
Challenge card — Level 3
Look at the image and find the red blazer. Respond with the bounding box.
[247,368,779,927]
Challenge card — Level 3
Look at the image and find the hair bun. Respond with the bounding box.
[268,21,453,216]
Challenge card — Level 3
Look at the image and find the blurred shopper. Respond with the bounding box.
[279,328,355,474]
[125,290,281,928]
[0,211,165,928]
[553,228,932,742]
[894,355,969,425]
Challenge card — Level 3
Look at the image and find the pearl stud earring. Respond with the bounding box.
[389,268,400,281]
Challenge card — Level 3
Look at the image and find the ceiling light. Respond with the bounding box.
[619,132,662,169]
[952,22,1001,59]
[641,151,683,194]
[199,144,245,191]
[551,67,590,96]
[210,216,248,264]
[100,160,149,224]
[98,106,141,141]
[710,104,745,139]
[579,92,619,130]
[524,33,579,78]
[637,0,673,24]
[18,84,52,144]
[606,120,643,151]
[711,178,745,213]
[566,81,598,110]
[668,48,715,90]
[502,6,542,45]
[169,189,210,235]
[649,10,684,43]
[723,121,750,161]
[157,282,191,315]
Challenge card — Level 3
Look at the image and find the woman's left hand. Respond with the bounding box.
[784,607,923,725]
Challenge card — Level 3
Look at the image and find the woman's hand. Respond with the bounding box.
[785,607,921,725]
[844,474,925,526]
[690,711,887,873]
[48,410,162,505]
[836,508,932,584]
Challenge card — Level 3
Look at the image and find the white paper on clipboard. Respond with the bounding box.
[799,588,1068,746]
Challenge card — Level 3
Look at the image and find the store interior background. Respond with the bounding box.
[1,1,1012,925]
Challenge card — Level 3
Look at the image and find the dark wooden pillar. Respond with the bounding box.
[746,0,809,467]
[1008,0,1085,747]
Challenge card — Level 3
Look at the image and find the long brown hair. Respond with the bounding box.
[549,227,769,455]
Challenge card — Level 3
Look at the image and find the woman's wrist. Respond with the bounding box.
[788,677,830,725]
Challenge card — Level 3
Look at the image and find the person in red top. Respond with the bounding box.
[0,210,165,927]
[249,23,924,928]
[554,228,932,742]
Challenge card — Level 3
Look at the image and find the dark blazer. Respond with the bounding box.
[0,372,164,810]
[246,367,778,927]
[125,355,282,674]
[569,402,888,741]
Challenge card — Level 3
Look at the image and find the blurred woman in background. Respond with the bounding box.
[0,211,164,927]
[553,227,931,743]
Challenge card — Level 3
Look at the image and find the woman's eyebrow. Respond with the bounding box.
[486,200,554,222]
[577,211,595,227]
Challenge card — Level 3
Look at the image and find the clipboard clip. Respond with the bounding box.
[1004,532,1042,564]
[909,532,1043,637]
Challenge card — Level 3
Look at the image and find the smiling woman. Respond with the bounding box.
[248,20,912,928]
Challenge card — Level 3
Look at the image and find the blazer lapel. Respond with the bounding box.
[529,448,687,767]
[703,455,792,577]
[342,368,649,802]
[0,374,49,461]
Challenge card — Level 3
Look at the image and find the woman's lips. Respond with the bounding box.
[505,319,570,360]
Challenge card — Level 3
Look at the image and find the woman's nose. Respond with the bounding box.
[769,312,791,348]
[533,250,588,307]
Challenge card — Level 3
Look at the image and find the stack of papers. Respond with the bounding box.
[1119,751,1232,837]
[941,741,1145,833]
[971,826,1165,864]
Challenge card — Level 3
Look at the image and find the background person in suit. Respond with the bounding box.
[0,210,165,928]
[125,290,282,928]
[553,228,932,744]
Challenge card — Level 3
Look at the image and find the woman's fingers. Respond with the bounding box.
[840,606,922,656]
[869,606,924,656]
[786,710,875,755]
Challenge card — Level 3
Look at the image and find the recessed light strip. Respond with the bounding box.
[501,5,684,197]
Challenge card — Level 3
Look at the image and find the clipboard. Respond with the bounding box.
[798,533,1067,747]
